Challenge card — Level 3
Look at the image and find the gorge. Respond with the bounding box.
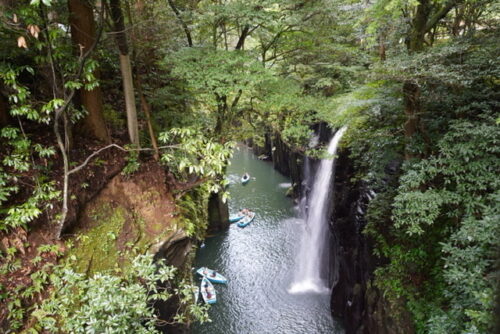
[1,0,498,333]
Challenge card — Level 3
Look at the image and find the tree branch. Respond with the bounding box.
[425,0,462,33]
[53,5,105,239]
[68,143,179,176]
[166,0,193,47]
[235,25,250,50]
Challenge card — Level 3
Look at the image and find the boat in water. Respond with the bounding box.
[229,211,245,223]
[237,211,256,228]
[241,173,250,184]
[200,277,217,304]
[196,267,228,284]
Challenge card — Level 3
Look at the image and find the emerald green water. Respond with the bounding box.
[193,146,343,334]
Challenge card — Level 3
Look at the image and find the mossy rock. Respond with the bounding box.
[66,163,182,275]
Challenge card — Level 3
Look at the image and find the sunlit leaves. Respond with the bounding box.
[1,182,60,231]
[30,0,53,6]
[159,126,235,192]
[170,47,268,102]
[36,254,208,333]
[0,126,59,231]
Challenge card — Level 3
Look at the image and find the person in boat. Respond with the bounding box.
[210,271,216,278]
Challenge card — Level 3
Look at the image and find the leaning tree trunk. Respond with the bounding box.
[109,0,140,146]
[68,0,110,142]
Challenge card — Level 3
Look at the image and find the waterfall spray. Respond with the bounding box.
[289,126,347,294]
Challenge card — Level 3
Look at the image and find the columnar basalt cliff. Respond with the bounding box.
[247,123,332,197]
[252,127,413,334]
[329,150,376,333]
[329,151,414,334]
[247,132,304,197]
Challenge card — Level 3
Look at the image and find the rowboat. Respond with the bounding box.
[229,212,245,223]
[196,267,228,284]
[241,173,250,184]
[200,277,216,304]
[237,211,255,228]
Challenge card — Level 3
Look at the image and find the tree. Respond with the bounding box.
[68,0,110,142]
[109,0,140,146]
[364,0,466,159]
[0,90,10,127]
[36,254,209,333]
[402,0,464,159]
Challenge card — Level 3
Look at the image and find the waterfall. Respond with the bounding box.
[289,126,347,294]
[298,134,317,217]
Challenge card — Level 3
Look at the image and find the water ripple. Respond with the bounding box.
[193,147,343,334]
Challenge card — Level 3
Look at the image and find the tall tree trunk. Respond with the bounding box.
[109,0,140,146]
[124,0,159,159]
[378,35,386,61]
[0,92,10,128]
[136,75,160,160]
[407,0,431,52]
[68,0,110,142]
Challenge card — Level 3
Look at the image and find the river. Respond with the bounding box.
[193,146,343,334]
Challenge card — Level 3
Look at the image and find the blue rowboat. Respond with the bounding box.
[200,277,216,304]
[229,212,245,223]
[196,267,228,284]
[241,173,250,184]
[237,211,255,228]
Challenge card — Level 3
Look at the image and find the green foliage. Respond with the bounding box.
[0,126,60,231]
[122,147,141,176]
[167,47,271,141]
[34,254,209,333]
[0,0,498,332]
[159,126,235,195]
[1,181,60,231]
[391,118,499,333]
[355,31,500,333]
[175,187,209,239]
[171,48,267,100]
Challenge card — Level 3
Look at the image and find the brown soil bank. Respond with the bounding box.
[67,161,187,275]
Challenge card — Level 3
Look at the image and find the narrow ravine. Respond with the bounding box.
[193,146,343,334]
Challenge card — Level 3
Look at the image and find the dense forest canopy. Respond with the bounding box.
[0,0,498,333]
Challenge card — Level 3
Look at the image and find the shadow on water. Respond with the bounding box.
[193,146,344,334]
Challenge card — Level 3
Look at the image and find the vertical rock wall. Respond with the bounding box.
[207,192,229,232]
[248,132,304,197]
[329,150,376,333]
[249,126,412,333]
[329,152,414,334]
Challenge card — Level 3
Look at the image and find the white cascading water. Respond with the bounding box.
[289,126,347,294]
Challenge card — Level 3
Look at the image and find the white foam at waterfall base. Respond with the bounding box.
[289,126,347,295]
[288,280,330,294]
